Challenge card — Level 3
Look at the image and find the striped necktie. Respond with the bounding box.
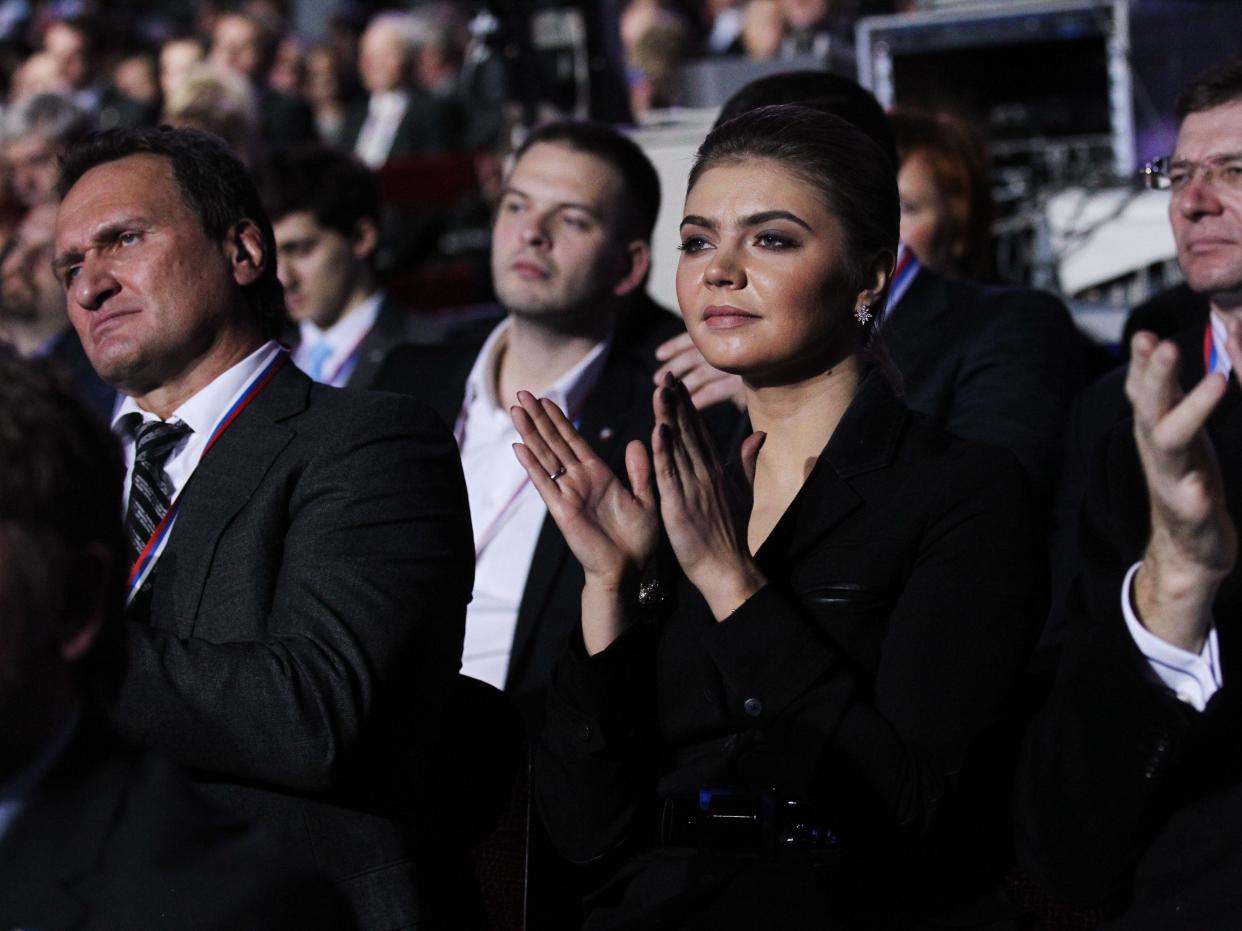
[125,418,192,568]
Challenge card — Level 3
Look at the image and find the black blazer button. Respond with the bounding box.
[577,723,592,742]
[743,697,763,717]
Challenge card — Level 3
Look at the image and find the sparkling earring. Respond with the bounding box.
[854,303,872,325]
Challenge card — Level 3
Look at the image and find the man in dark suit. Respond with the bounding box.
[375,120,683,733]
[0,347,352,929]
[0,202,113,419]
[1017,58,1242,924]
[257,145,455,388]
[345,11,456,168]
[53,125,475,928]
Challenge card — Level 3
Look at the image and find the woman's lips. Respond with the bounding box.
[702,305,759,329]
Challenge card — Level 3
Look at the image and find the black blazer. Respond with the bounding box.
[1017,331,1242,925]
[373,316,722,734]
[0,718,353,930]
[535,372,1045,927]
[113,360,476,928]
[883,268,1087,507]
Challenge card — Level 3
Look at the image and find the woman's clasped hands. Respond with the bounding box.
[510,373,767,654]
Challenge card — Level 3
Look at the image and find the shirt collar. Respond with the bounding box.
[298,291,383,355]
[463,317,612,417]
[111,340,283,438]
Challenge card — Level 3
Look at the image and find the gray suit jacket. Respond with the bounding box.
[112,360,476,928]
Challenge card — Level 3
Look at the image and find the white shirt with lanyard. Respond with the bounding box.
[457,318,610,689]
[1119,310,1230,711]
[112,340,286,600]
[294,291,382,388]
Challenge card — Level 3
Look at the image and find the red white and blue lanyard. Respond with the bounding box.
[126,350,289,603]
[886,246,921,315]
[1204,315,1232,376]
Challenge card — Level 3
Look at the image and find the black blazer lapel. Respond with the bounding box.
[147,363,305,638]
[757,372,908,568]
[347,296,405,390]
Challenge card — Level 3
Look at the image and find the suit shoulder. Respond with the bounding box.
[304,382,453,440]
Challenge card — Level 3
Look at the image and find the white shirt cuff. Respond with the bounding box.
[1121,561,1223,711]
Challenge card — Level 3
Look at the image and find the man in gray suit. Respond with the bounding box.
[52,125,475,928]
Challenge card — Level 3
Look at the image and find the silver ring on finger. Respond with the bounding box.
[549,465,568,481]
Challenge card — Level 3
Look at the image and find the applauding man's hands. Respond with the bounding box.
[1128,323,1241,652]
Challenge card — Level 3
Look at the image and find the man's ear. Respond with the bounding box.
[613,239,651,298]
[227,219,267,287]
[351,218,380,263]
[58,543,111,663]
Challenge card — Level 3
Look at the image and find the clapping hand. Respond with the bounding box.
[511,391,660,653]
[652,373,767,621]
[1127,325,1240,652]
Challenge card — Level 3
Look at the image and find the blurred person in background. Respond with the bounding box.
[627,8,694,117]
[699,0,745,54]
[105,50,161,129]
[741,0,786,60]
[0,201,112,418]
[162,63,261,166]
[890,106,992,280]
[209,8,315,148]
[2,92,91,208]
[257,145,456,387]
[8,52,68,101]
[346,10,456,169]
[158,35,206,108]
[41,15,107,113]
[303,42,358,149]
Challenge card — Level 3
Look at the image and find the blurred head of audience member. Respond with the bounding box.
[0,347,125,781]
[210,9,278,86]
[890,107,991,278]
[304,43,355,146]
[9,52,69,101]
[358,11,418,96]
[162,65,260,166]
[2,93,92,208]
[42,15,101,97]
[257,146,381,330]
[0,203,63,355]
[628,10,693,117]
[269,34,306,96]
[409,3,464,99]
[158,36,206,105]
[741,0,786,60]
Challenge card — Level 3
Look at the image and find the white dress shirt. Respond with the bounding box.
[294,292,382,387]
[354,91,409,169]
[112,341,283,511]
[457,319,610,689]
